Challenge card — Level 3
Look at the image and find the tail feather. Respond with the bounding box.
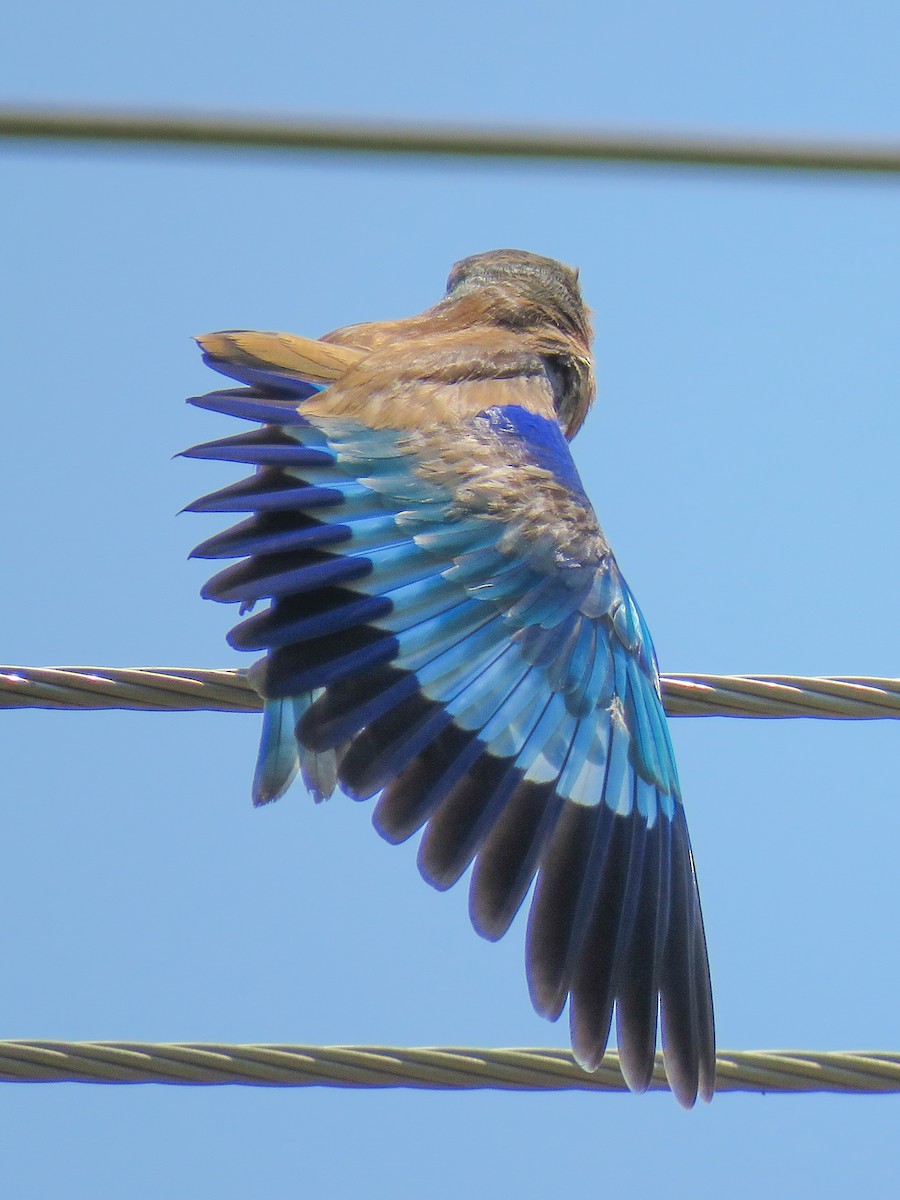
[195,331,362,385]
[252,694,337,806]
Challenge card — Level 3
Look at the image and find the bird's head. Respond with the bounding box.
[444,249,595,439]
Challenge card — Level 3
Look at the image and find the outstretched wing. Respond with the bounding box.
[184,343,715,1106]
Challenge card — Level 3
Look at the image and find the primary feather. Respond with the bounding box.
[184,249,715,1106]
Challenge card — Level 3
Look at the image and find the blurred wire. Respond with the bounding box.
[3,107,900,174]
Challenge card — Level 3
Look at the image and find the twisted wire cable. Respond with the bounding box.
[2,666,899,719]
[1,1042,898,1094]
[0,666,254,712]
[4,107,900,175]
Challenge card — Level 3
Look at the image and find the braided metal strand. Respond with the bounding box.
[1,1042,899,1094]
[2,667,900,720]
[0,667,260,712]
[661,673,900,718]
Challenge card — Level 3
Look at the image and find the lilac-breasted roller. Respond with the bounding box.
[184,249,714,1106]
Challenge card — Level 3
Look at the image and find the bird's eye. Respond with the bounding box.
[542,354,575,416]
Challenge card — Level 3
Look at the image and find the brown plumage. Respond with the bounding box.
[197,248,595,437]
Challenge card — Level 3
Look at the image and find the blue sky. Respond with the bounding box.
[2,2,899,1196]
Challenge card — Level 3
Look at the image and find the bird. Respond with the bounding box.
[183,248,715,1106]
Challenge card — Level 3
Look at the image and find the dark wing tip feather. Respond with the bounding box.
[658,806,715,1107]
[198,354,325,397]
[468,781,563,942]
[416,755,517,892]
[613,815,666,1093]
[566,809,632,1072]
[337,694,455,802]
[187,387,313,423]
[372,726,481,845]
[525,802,604,1023]
[522,794,713,1104]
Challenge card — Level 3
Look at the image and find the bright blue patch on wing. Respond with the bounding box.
[475,405,587,498]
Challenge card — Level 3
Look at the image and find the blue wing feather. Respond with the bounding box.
[187,378,714,1106]
[188,387,316,423]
